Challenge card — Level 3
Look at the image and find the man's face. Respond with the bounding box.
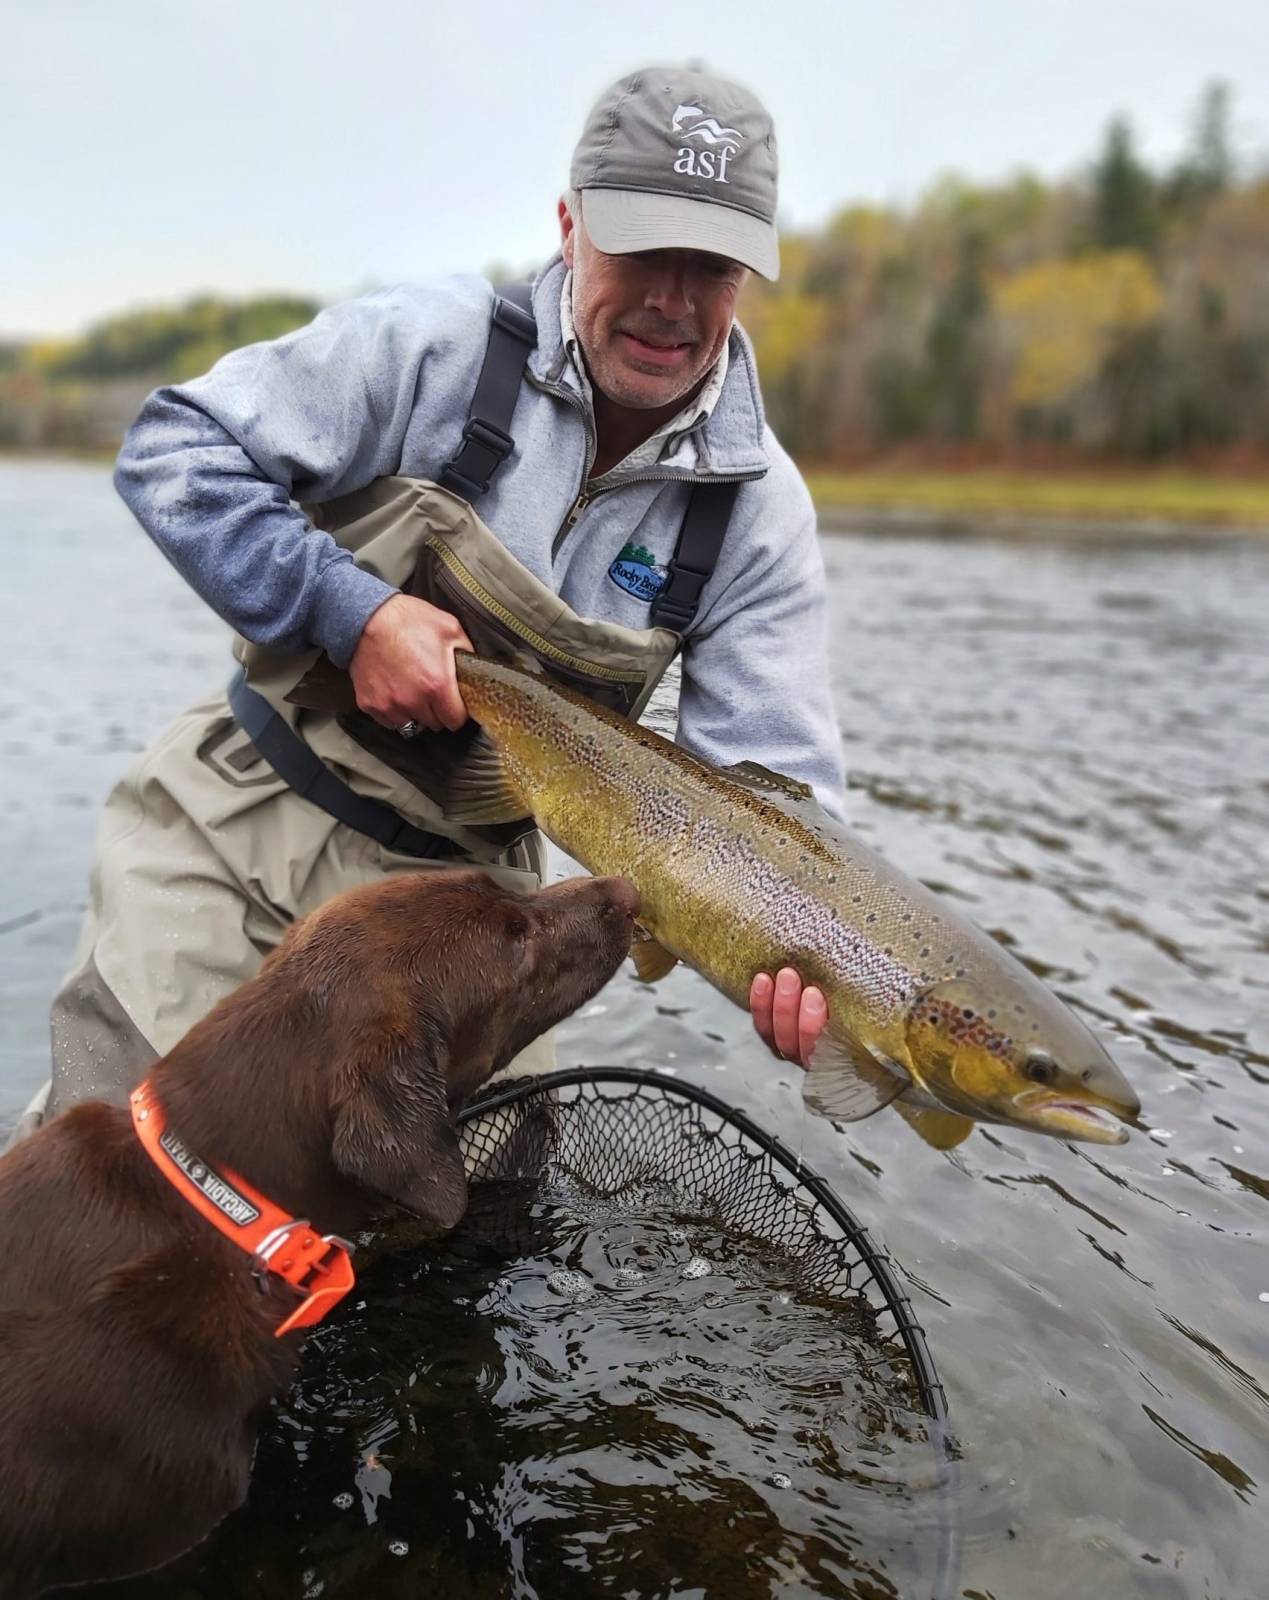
[560,198,748,412]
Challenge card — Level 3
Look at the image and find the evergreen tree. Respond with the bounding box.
[1091,117,1159,254]
[1166,81,1234,217]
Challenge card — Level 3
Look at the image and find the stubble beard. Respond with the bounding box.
[585,333,710,412]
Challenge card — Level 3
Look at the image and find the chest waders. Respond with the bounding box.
[34,286,736,1137]
[228,284,739,858]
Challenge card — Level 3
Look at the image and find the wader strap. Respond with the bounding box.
[439,282,537,502]
[650,480,741,633]
[226,672,463,860]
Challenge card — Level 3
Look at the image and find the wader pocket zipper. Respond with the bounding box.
[424,535,645,689]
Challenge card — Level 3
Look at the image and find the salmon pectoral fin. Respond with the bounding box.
[801,1029,907,1123]
[892,1099,976,1150]
[630,930,680,984]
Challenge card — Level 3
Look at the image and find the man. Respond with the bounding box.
[29,64,839,1137]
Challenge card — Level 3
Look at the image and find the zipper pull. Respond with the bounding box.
[552,488,593,559]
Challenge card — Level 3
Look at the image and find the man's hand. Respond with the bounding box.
[349,594,473,733]
[749,968,828,1068]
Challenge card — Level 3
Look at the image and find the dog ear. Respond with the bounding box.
[330,1047,468,1231]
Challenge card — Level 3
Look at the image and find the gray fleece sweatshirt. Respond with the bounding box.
[114,256,845,812]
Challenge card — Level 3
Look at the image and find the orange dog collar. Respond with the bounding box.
[130,1079,355,1338]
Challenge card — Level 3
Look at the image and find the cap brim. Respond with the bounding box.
[580,188,779,281]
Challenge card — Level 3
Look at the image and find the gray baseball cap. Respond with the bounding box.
[570,65,780,281]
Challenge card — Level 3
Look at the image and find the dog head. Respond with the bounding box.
[155,869,637,1235]
[318,869,638,1229]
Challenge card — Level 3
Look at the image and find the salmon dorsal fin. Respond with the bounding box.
[892,1099,976,1150]
[722,762,845,843]
[801,1028,907,1123]
[437,732,529,824]
[725,761,815,803]
[630,928,680,984]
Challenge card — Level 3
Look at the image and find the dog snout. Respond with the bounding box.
[595,876,640,919]
[538,874,640,920]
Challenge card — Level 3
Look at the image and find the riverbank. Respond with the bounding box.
[6,452,1269,539]
[807,468,1269,537]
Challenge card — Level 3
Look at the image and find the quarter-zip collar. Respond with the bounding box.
[526,256,770,481]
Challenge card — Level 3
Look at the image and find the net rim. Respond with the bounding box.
[459,1064,948,1426]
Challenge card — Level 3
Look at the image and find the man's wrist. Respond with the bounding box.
[310,562,399,668]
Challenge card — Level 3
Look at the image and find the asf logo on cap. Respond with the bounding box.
[671,102,743,183]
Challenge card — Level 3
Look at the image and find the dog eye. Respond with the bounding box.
[1026,1051,1059,1086]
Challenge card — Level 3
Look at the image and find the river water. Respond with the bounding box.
[1,459,1266,1599]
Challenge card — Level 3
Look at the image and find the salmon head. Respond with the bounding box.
[901,967,1140,1145]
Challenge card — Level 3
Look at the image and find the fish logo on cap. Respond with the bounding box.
[670,103,744,152]
[670,103,744,182]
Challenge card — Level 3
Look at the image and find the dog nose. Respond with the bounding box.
[599,876,640,917]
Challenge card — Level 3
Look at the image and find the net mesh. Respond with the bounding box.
[458,1067,948,1425]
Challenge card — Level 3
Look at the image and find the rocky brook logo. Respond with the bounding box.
[608,541,668,603]
[670,102,743,184]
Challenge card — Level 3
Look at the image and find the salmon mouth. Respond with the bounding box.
[1018,1096,1132,1145]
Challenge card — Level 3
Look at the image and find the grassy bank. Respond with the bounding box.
[805,469,1269,531]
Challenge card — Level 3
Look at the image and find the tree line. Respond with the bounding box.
[744,83,1269,462]
[4,82,1265,463]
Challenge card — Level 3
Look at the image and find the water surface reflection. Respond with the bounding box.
[2,462,1266,1598]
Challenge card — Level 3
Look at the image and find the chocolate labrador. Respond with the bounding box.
[0,867,636,1598]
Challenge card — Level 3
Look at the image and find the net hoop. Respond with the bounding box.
[459,1065,961,1600]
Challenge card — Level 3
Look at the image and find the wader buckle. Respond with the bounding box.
[649,567,711,631]
[446,417,516,500]
[490,294,537,344]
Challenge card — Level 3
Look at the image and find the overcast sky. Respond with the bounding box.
[6,0,1268,337]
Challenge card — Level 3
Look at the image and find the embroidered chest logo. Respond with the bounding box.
[670,103,743,184]
[608,542,668,603]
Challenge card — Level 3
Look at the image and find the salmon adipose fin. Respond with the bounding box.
[630,929,680,984]
[892,1099,976,1150]
[802,1029,907,1122]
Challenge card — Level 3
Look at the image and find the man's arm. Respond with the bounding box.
[114,282,483,727]
[115,290,425,664]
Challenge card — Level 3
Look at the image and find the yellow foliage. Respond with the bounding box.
[773,232,815,286]
[745,292,828,386]
[994,251,1162,405]
[26,338,75,375]
[827,205,903,259]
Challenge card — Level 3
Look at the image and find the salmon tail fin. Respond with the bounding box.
[440,732,529,824]
[801,1028,906,1123]
[285,653,359,714]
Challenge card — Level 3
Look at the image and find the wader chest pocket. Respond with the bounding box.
[197,719,282,790]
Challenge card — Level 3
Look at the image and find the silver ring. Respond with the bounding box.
[398,720,422,740]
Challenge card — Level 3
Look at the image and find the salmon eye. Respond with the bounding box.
[1026,1051,1059,1086]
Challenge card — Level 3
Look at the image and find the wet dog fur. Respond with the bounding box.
[0,868,636,1597]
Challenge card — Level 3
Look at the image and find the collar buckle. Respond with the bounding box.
[130,1081,357,1339]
